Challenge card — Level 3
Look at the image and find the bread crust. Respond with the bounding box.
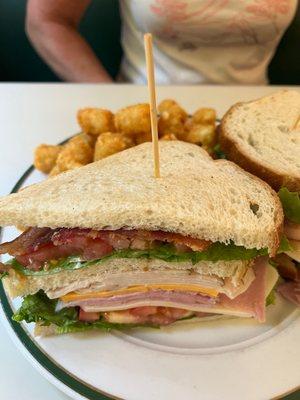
[214,157,283,257]
[33,315,228,336]
[220,102,300,192]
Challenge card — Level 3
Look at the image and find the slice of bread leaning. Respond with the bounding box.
[0,141,283,255]
[33,314,227,336]
[220,90,300,192]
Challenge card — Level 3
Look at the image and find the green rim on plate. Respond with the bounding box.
[0,148,299,400]
[0,158,117,400]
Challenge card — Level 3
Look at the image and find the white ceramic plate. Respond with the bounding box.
[0,166,299,400]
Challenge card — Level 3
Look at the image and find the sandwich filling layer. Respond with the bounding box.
[276,188,300,306]
[0,227,268,273]
[0,227,278,333]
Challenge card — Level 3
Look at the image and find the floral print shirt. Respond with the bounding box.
[120,0,297,84]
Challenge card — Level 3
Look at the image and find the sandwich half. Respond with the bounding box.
[0,141,282,335]
[219,90,300,192]
[220,90,300,306]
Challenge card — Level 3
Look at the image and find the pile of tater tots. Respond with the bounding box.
[34,100,217,176]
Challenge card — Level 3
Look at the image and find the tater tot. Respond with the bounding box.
[65,161,85,170]
[56,134,93,172]
[34,144,63,173]
[135,131,152,145]
[160,133,177,141]
[192,108,216,125]
[94,132,134,161]
[49,161,83,177]
[77,108,115,136]
[49,164,62,177]
[158,99,187,139]
[77,132,97,147]
[114,104,151,136]
[185,124,216,146]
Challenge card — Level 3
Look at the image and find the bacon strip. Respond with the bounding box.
[0,262,10,273]
[0,227,211,270]
[0,227,52,256]
[15,239,113,270]
[135,230,211,251]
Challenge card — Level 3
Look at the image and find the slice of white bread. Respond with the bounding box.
[0,141,282,254]
[33,315,226,336]
[4,257,251,298]
[220,90,300,192]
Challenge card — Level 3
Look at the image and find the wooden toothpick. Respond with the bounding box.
[293,114,300,129]
[144,33,160,178]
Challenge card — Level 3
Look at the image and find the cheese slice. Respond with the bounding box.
[60,284,219,303]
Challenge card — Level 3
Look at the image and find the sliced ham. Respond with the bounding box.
[0,227,211,270]
[218,257,267,322]
[284,220,300,241]
[274,253,298,280]
[277,273,300,307]
[285,240,300,263]
[62,289,217,312]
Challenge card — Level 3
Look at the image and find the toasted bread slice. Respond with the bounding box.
[0,141,282,254]
[220,90,300,192]
[33,315,226,336]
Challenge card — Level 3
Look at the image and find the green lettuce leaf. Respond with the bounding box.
[0,272,8,280]
[192,242,267,262]
[55,320,159,335]
[13,291,158,333]
[277,235,293,253]
[278,187,300,224]
[7,242,269,277]
[266,289,276,306]
[13,291,78,326]
[213,143,227,159]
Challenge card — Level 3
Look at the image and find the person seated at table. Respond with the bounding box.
[26,0,297,84]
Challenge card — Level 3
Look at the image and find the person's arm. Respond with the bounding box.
[26,0,113,82]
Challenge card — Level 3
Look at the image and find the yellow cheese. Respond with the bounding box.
[60,284,219,303]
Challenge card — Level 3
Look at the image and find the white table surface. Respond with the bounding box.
[0,83,298,400]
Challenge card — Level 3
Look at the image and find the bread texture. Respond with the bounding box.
[220,90,300,192]
[4,258,251,298]
[33,315,226,336]
[0,141,282,254]
[34,323,58,336]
